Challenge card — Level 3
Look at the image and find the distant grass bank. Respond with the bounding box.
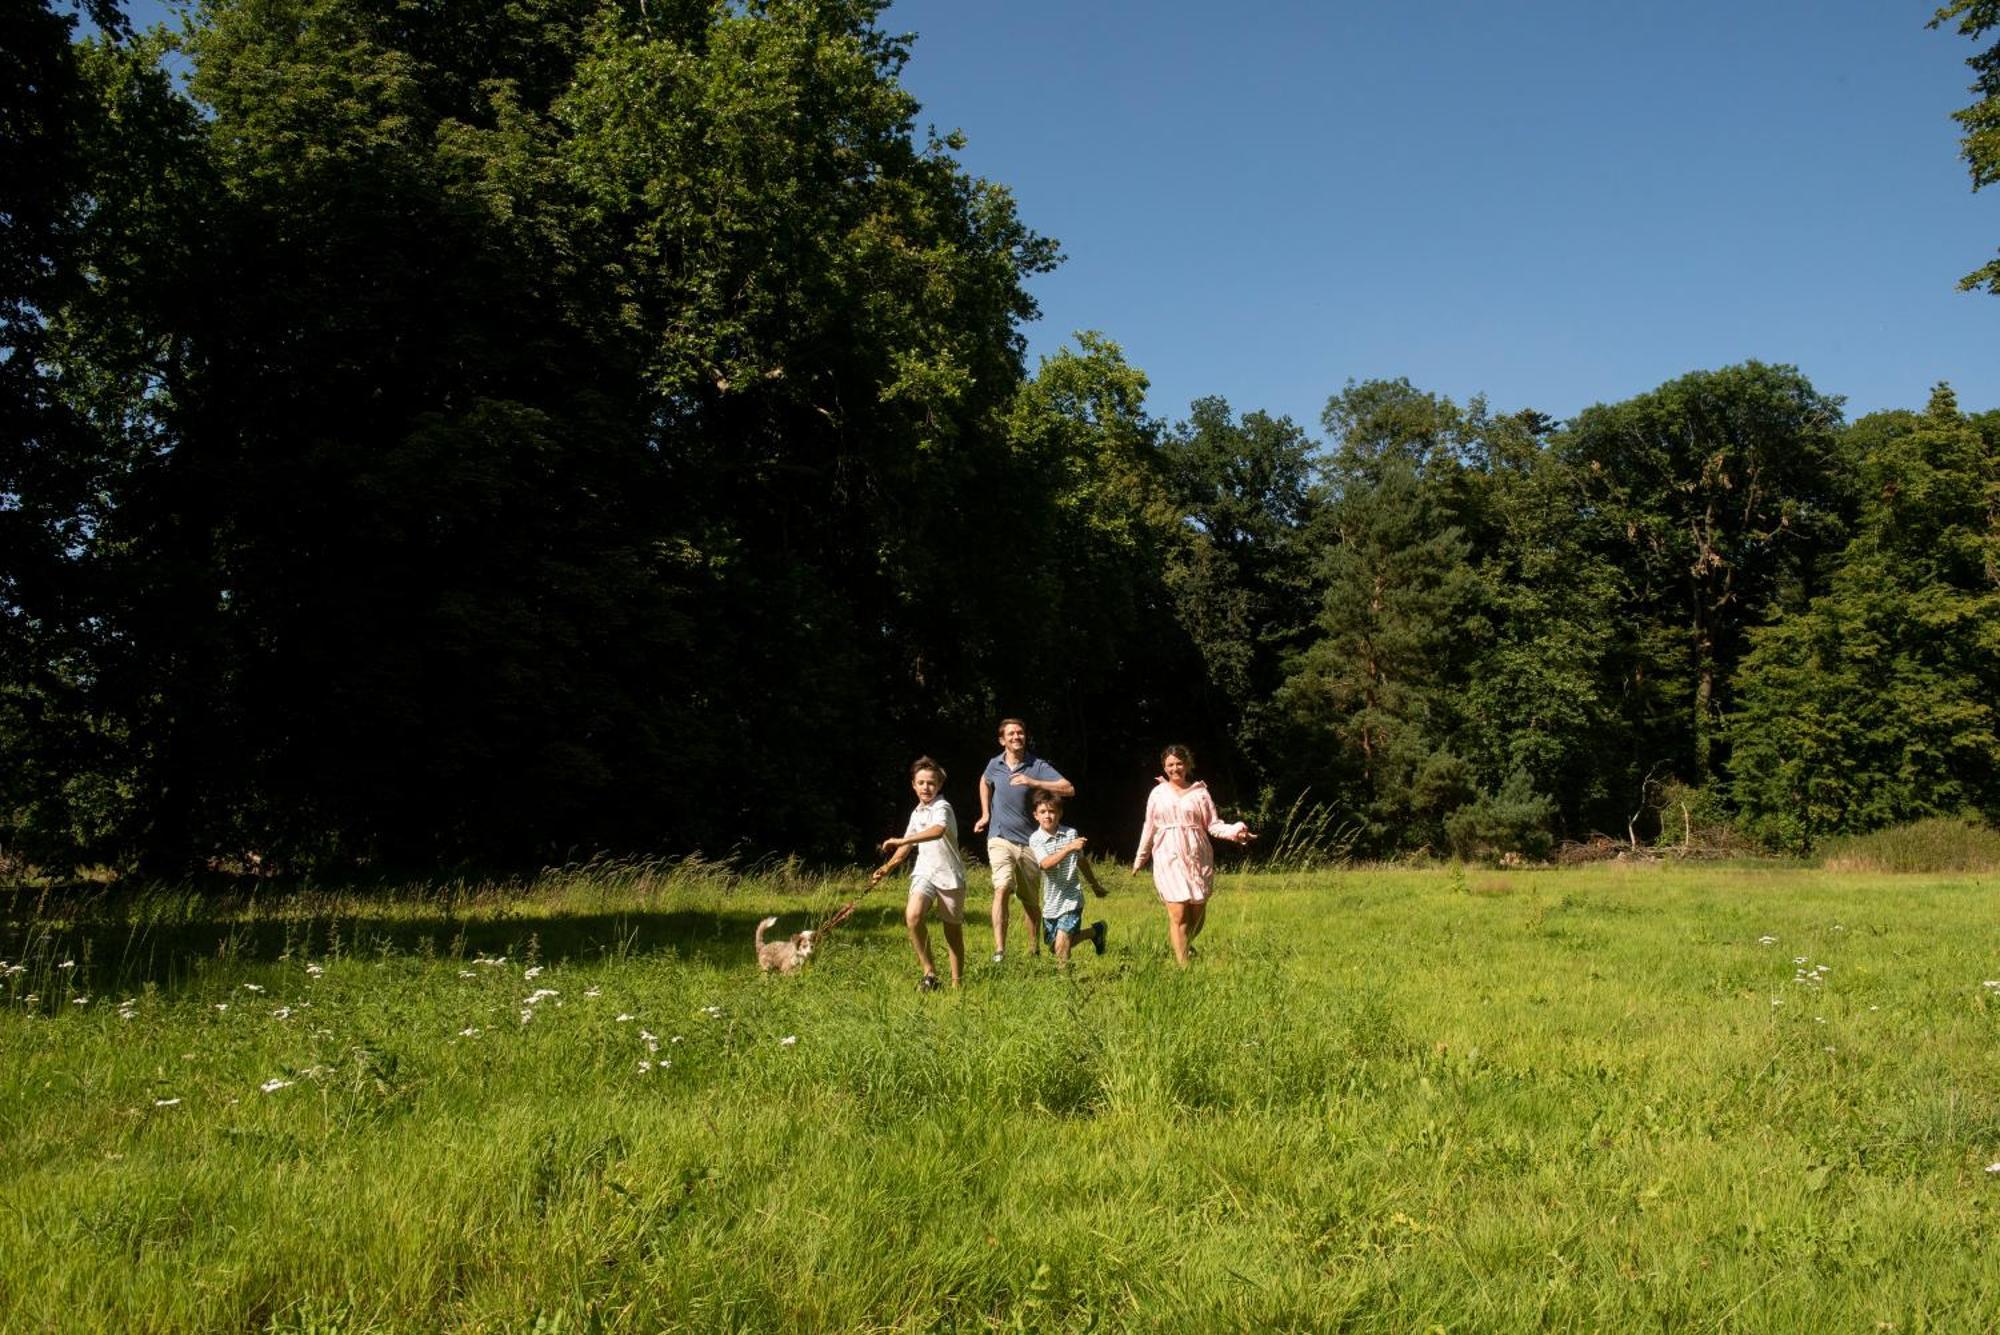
[4,863,1998,1331]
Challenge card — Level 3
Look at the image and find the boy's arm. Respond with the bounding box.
[883,822,947,850]
[869,842,914,885]
[1036,835,1088,870]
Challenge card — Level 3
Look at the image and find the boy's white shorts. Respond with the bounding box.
[909,877,966,925]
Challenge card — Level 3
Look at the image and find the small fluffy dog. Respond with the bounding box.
[755,916,815,974]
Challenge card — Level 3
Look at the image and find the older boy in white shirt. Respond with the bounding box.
[871,757,967,990]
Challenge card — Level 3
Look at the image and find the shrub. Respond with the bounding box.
[1443,770,1557,862]
[1820,816,2000,873]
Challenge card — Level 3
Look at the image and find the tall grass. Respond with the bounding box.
[1253,792,1360,870]
[4,861,1999,1330]
[1821,815,2000,873]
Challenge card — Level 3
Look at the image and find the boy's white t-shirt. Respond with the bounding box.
[906,798,965,888]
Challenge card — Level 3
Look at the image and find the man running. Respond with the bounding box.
[974,718,1074,961]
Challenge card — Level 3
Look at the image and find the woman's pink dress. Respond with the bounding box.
[1132,781,1245,904]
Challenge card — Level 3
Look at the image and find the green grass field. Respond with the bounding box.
[4,862,1998,1332]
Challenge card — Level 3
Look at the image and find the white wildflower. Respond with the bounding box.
[1771,999,1784,1007]
[214,1002,229,1012]
[584,987,601,999]
[670,1035,683,1044]
[260,1078,293,1093]
[637,1060,653,1073]
[154,1097,180,1107]
[71,996,89,1006]
[521,988,558,1006]
[519,1008,533,1025]
[1983,981,2000,990]
[242,983,264,993]
[780,1035,798,1047]
[1794,957,1808,965]
[458,970,476,979]
[271,1007,292,1020]
[700,1005,722,1018]
[57,960,74,971]
[458,1026,481,1038]
[305,963,325,977]
[640,1030,659,1053]
[23,993,37,1004]
[1986,1163,2000,1174]
[523,965,544,981]
[615,1013,634,1023]
[1757,936,1777,946]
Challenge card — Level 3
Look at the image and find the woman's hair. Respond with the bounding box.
[910,755,946,782]
[1160,744,1195,772]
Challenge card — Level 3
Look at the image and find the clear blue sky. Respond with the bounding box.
[119,0,1997,433]
[890,0,1997,434]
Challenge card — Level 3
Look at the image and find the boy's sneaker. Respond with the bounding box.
[991,951,1005,965]
[1091,921,1107,956]
[918,974,940,993]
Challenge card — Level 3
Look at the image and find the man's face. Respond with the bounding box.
[999,722,1028,756]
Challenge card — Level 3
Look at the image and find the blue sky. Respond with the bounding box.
[889,0,1997,434]
[117,0,1997,434]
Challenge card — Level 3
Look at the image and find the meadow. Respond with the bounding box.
[3,860,1998,1332]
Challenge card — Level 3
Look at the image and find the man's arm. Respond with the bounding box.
[1008,762,1074,797]
[974,774,993,833]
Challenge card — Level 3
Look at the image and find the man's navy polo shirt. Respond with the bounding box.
[982,752,1064,845]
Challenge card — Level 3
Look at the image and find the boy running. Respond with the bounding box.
[871,757,967,990]
[1028,789,1107,962]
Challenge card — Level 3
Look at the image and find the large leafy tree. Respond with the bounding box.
[1159,396,1320,791]
[1933,1,2000,292]
[994,334,1217,820]
[1559,363,1845,788]
[1455,408,1625,834]
[12,0,1057,872]
[1731,386,2000,850]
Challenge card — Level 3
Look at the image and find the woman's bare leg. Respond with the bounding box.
[1164,901,1192,966]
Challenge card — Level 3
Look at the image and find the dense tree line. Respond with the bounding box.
[4,0,1998,876]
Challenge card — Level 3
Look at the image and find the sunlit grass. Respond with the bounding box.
[3,862,1998,1330]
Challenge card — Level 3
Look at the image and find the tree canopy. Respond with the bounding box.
[2,0,1997,876]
